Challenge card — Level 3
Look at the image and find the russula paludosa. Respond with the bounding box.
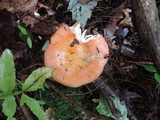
[44,23,109,87]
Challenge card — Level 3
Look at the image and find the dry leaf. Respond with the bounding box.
[0,0,54,28]
[103,3,126,48]
[0,0,38,13]
[22,16,39,28]
[119,8,133,27]
[111,40,118,50]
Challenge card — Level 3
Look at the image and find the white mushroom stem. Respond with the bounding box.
[69,23,100,43]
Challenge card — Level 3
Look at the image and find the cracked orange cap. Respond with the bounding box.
[44,23,109,87]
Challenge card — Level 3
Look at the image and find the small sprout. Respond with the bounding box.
[56,3,63,10]
[18,25,28,35]
[18,25,32,48]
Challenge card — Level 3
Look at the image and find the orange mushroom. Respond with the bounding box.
[44,23,109,87]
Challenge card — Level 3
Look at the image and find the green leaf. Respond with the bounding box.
[42,40,50,51]
[96,96,128,120]
[27,36,32,48]
[111,96,128,120]
[0,92,13,99]
[18,25,28,35]
[154,73,160,84]
[96,96,113,117]
[2,95,16,120]
[22,67,53,92]
[144,65,157,73]
[20,93,45,120]
[68,0,97,27]
[0,49,15,93]
[56,3,63,10]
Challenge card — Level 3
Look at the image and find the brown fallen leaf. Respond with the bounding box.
[0,0,54,28]
[22,16,39,28]
[0,0,38,13]
[103,2,126,48]
[118,8,133,27]
[37,2,54,16]
[111,40,118,50]
[31,20,59,35]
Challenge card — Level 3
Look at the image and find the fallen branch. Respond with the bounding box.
[16,96,34,120]
[132,0,160,73]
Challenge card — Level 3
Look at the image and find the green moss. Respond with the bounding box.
[36,83,93,120]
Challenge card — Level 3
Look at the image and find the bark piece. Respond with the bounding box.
[132,0,160,73]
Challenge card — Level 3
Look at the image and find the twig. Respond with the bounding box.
[16,96,34,120]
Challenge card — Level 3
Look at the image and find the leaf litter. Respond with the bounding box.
[0,0,160,119]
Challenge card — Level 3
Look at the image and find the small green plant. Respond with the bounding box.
[18,25,32,48]
[96,95,128,120]
[68,0,97,27]
[0,49,54,120]
[56,3,63,10]
[144,65,160,84]
[42,40,50,52]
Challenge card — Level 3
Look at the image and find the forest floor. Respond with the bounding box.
[0,0,160,120]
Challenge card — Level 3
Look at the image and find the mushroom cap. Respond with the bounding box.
[44,23,109,87]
